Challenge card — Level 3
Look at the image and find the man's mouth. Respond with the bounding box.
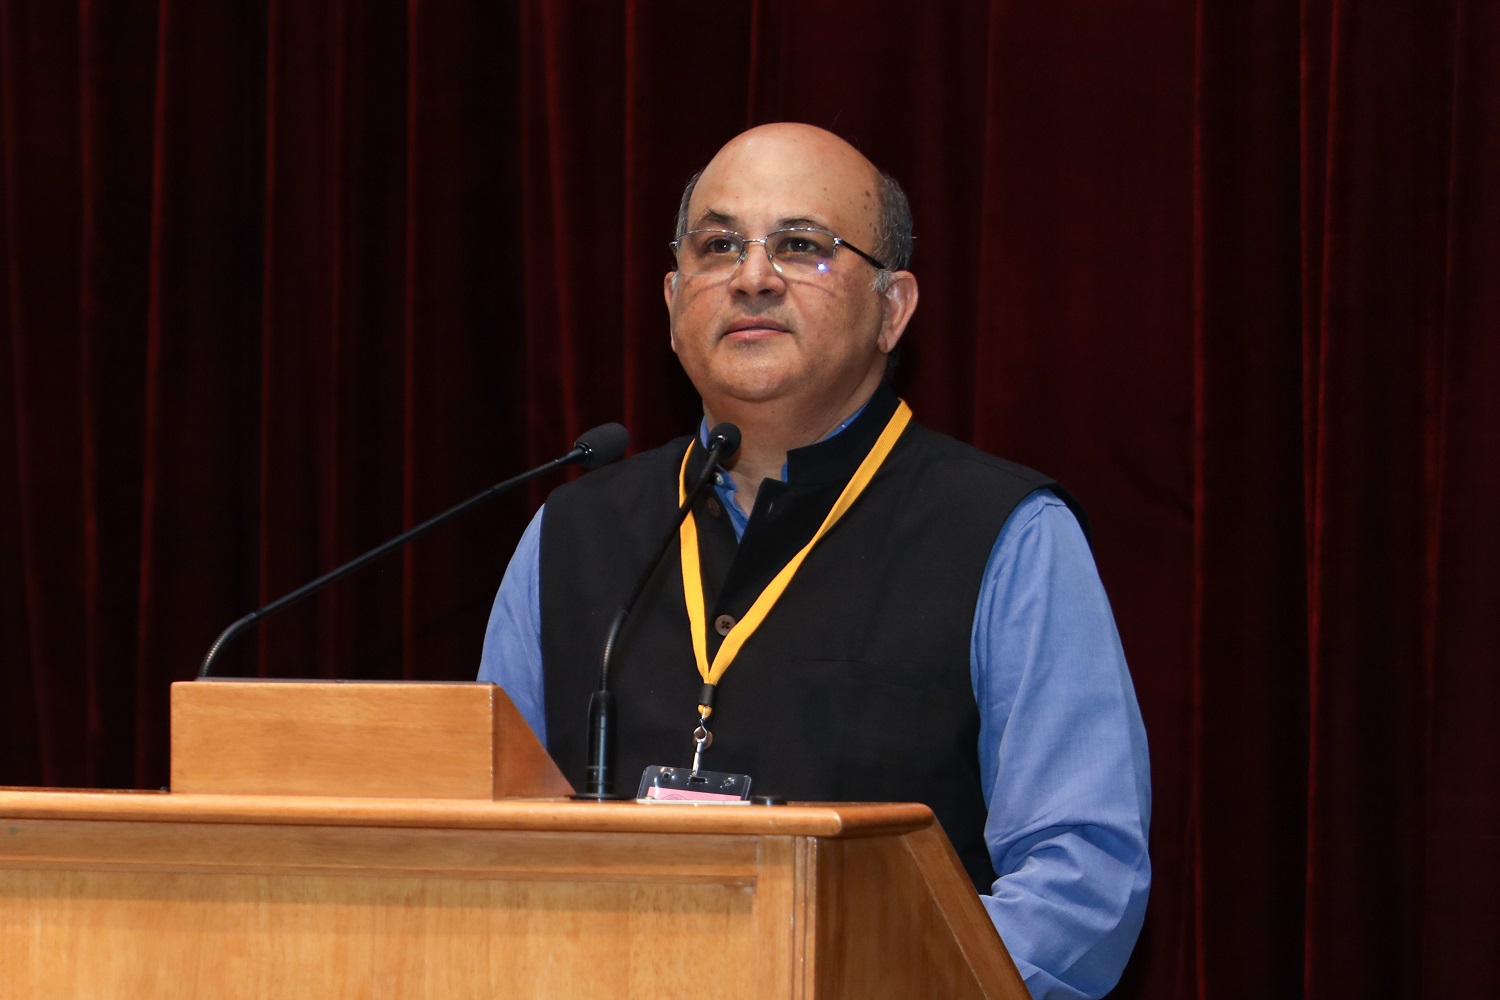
[722,318,791,339]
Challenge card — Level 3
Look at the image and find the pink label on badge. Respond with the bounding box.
[643,786,744,802]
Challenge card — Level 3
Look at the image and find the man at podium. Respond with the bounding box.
[480,122,1150,1000]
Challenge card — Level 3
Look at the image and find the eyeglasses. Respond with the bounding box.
[670,227,888,278]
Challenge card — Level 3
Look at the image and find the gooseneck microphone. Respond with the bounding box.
[577,422,741,800]
[197,423,629,679]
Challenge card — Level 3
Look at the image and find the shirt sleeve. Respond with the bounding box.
[478,505,549,745]
[972,490,1152,1000]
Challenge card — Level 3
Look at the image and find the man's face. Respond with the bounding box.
[663,125,916,429]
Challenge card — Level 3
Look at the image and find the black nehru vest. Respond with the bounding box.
[539,387,1083,892]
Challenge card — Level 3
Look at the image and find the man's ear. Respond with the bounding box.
[664,271,680,352]
[877,271,919,354]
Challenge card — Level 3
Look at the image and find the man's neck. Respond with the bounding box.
[706,389,876,516]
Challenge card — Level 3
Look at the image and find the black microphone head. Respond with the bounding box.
[707,422,741,459]
[574,422,630,469]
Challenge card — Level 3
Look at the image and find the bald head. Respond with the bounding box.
[674,123,913,275]
[697,124,883,236]
[714,122,879,174]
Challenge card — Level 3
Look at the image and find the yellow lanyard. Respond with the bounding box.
[677,400,913,718]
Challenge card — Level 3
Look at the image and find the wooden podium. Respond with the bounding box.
[0,681,1027,999]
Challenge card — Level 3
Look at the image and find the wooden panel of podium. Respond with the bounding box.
[0,681,1027,999]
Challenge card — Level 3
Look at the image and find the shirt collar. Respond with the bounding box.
[690,383,902,487]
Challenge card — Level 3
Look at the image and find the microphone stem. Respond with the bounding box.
[197,447,585,679]
[597,436,728,691]
[582,433,734,800]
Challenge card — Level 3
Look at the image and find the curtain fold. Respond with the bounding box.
[1193,0,1308,994]
[3,1,1496,996]
[1417,2,1500,993]
[1301,3,1459,995]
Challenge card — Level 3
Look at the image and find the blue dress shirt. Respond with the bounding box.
[480,447,1151,1000]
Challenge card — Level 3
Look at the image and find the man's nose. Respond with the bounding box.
[728,241,786,295]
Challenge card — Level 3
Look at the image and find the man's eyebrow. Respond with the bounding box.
[690,210,835,232]
[694,209,738,229]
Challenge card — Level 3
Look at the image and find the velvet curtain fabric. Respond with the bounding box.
[2,2,1495,997]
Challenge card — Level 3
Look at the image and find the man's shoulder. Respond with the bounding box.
[902,421,1058,492]
[899,421,1091,539]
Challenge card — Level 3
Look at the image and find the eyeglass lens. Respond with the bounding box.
[676,229,838,276]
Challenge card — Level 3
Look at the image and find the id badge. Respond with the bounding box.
[637,765,752,803]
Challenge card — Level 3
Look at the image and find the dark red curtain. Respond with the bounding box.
[3,1,1496,997]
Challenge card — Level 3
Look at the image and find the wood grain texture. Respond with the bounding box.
[1,791,1021,999]
[808,829,1030,1000]
[0,789,934,837]
[2,818,761,884]
[747,835,803,1000]
[900,823,1030,996]
[1,869,756,1000]
[169,680,573,799]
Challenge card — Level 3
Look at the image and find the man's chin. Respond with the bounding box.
[694,372,797,410]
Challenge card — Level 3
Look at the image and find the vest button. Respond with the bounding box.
[714,614,736,635]
[706,496,723,517]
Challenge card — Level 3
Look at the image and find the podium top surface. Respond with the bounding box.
[0,788,934,839]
